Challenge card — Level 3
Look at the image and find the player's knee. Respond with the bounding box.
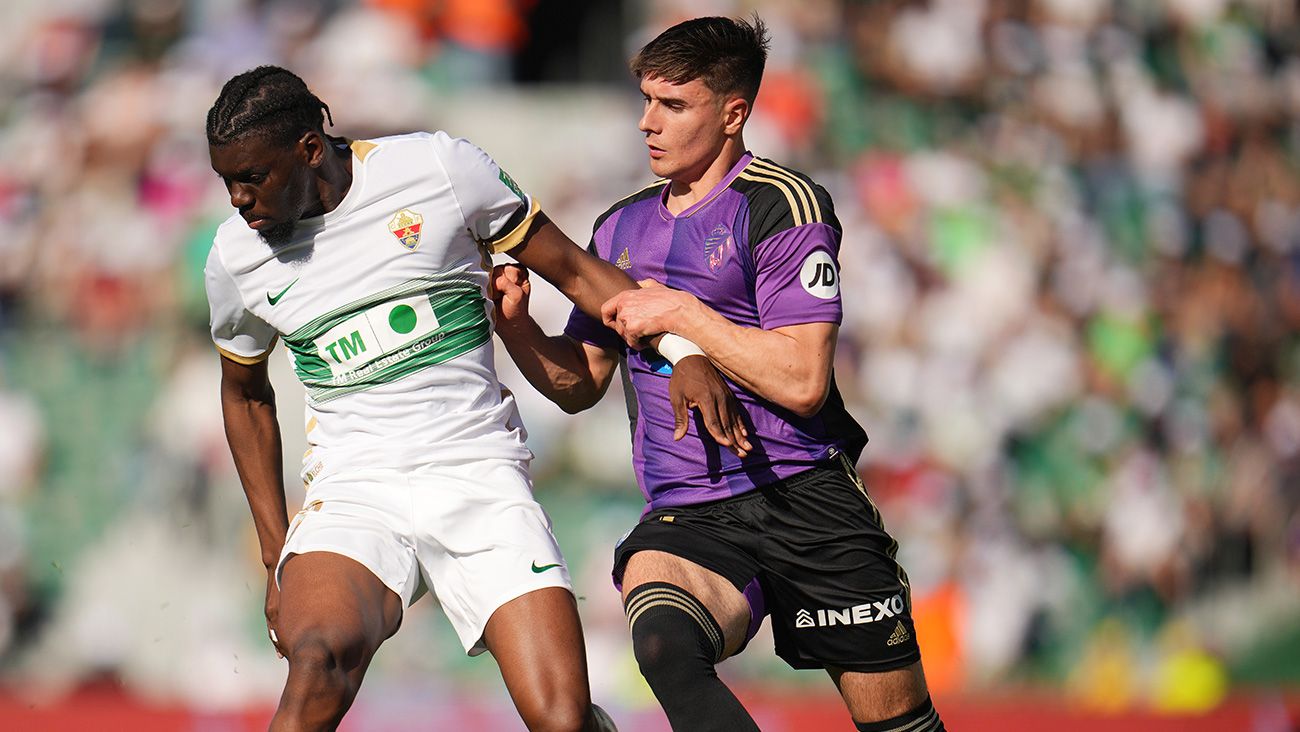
[626,582,723,684]
[630,626,674,674]
[284,627,368,680]
[514,695,590,732]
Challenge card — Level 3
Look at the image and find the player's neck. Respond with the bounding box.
[665,138,745,215]
[314,138,354,216]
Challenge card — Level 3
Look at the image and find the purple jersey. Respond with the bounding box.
[565,153,868,509]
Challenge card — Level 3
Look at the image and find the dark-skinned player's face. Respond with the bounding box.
[209,133,319,247]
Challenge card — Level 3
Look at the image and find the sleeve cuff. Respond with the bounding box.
[487,198,542,254]
[216,337,277,365]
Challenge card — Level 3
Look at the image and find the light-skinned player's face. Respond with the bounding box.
[638,76,744,183]
[209,133,320,247]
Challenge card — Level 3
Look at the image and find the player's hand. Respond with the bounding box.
[265,566,284,659]
[490,263,532,329]
[669,355,751,458]
[602,281,698,349]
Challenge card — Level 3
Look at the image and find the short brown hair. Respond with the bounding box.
[630,16,770,105]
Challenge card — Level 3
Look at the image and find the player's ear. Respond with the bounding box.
[722,96,749,135]
[300,130,326,168]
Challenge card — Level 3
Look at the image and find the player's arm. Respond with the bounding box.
[438,134,746,449]
[493,262,618,412]
[502,216,752,453]
[603,286,835,419]
[219,355,289,570]
[508,216,752,445]
[493,263,750,454]
[508,212,641,323]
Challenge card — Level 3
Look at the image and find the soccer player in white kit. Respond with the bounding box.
[204,66,748,731]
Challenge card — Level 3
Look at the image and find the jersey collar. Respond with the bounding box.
[659,151,754,221]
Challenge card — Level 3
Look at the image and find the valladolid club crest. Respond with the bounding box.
[704,223,733,272]
[389,209,423,251]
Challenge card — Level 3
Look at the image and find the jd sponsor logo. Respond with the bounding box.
[795,593,905,629]
[799,251,838,299]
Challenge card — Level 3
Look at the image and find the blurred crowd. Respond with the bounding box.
[0,0,1298,715]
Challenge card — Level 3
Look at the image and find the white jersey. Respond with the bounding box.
[205,132,541,482]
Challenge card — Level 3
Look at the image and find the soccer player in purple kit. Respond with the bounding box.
[492,15,946,732]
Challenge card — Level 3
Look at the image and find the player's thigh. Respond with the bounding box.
[621,550,752,657]
[757,464,921,673]
[412,458,574,656]
[829,661,930,723]
[277,551,403,657]
[482,587,590,708]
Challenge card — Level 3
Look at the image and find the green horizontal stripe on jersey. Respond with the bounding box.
[282,274,490,403]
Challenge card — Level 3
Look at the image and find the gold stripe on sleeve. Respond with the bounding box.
[750,159,821,223]
[738,170,806,227]
[216,337,277,365]
[488,198,542,254]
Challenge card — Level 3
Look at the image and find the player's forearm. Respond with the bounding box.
[554,245,636,322]
[511,217,637,321]
[220,388,290,568]
[496,319,608,413]
[673,308,832,418]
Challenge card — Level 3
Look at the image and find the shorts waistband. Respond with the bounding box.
[647,457,848,515]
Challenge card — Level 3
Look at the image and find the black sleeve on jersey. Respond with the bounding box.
[591,181,669,236]
[732,159,865,459]
[733,158,841,255]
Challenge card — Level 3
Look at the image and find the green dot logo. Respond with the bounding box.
[388,304,418,334]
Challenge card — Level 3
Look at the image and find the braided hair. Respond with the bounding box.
[206,66,334,147]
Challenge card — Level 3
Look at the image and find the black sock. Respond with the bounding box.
[855,695,946,731]
[624,582,758,732]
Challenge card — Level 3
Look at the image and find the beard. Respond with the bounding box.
[258,219,297,247]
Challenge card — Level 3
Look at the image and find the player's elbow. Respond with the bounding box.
[556,396,595,414]
[786,381,830,419]
[553,384,603,414]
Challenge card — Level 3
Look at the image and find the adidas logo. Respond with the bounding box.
[887,621,910,646]
[615,248,631,270]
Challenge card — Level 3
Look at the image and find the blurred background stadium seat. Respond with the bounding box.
[0,0,1298,729]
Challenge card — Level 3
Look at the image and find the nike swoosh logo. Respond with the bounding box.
[266,278,299,306]
[531,561,563,574]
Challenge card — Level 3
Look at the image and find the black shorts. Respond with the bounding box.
[613,453,921,673]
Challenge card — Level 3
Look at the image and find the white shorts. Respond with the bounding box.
[276,457,572,655]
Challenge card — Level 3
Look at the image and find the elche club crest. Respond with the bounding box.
[389,209,423,251]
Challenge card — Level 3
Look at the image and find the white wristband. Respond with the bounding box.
[656,333,705,364]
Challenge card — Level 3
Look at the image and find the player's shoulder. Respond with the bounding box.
[389,129,489,158]
[732,156,838,239]
[212,212,259,254]
[592,179,668,233]
[207,214,269,289]
[348,131,443,162]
